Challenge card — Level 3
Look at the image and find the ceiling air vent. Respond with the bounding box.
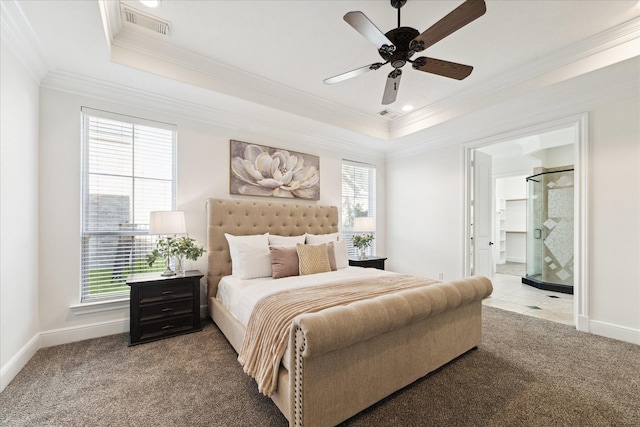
[121,4,171,36]
[378,109,401,120]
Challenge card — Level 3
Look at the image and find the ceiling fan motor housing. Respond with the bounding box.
[380,27,420,68]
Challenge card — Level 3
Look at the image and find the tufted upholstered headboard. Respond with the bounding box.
[206,198,339,304]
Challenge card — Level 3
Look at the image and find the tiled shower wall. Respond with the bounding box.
[539,167,574,286]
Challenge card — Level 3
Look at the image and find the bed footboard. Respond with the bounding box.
[286,276,492,427]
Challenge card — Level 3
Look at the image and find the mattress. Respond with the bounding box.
[217,266,395,327]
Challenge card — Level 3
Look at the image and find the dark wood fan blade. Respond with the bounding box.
[324,63,385,85]
[382,69,402,105]
[344,11,394,50]
[410,0,486,52]
[412,57,473,80]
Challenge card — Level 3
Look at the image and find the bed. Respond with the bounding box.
[206,198,492,427]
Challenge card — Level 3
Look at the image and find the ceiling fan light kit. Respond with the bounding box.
[324,0,487,105]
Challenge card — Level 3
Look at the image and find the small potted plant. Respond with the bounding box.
[352,233,375,260]
[147,235,205,276]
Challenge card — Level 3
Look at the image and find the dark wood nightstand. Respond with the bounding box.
[126,270,203,346]
[348,256,387,270]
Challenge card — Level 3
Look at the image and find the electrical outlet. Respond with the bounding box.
[438,272,444,280]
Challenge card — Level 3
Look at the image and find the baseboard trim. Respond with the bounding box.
[0,333,40,392]
[588,319,639,345]
[39,319,129,348]
[576,314,590,333]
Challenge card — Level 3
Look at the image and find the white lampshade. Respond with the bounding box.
[149,211,186,235]
[353,217,375,232]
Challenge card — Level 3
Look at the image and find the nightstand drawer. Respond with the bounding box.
[127,270,203,346]
[139,314,195,341]
[139,281,192,303]
[139,298,193,322]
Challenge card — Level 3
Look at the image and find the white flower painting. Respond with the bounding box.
[230,140,320,200]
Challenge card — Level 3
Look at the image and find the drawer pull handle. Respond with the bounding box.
[161,324,174,330]
[161,290,174,295]
[161,307,174,312]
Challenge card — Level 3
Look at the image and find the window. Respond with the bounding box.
[81,108,176,302]
[341,160,376,258]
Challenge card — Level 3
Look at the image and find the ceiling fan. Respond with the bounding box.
[324,0,486,105]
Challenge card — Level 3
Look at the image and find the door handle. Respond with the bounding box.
[489,241,494,246]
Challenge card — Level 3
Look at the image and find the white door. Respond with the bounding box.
[473,150,493,277]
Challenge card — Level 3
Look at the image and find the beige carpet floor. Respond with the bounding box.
[1,306,639,426]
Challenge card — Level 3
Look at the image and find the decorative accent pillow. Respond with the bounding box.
[297,243,331,275]
[268,234,306,246]
[329,240,349,269]
[269,246,299,279]
[224,233,271,279]
[305,232,339,245]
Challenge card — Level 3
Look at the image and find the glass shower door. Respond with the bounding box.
[523,168,574,294]
[525,175,543,281]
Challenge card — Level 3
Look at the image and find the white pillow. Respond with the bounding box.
[268,234,306,246]
[234,244,272,279]
[224,233,271,279]
[330,240,349,269]
[306,232,339,245]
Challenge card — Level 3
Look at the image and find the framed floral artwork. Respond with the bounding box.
[230,140,320,200]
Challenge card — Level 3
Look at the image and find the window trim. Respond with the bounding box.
[79,107,177,304]
[341,159,377,258]
[69,298,130,314]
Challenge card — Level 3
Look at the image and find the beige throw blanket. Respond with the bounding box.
[238,274,439,396]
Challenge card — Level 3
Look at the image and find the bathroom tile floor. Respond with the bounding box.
[482,272,574,326]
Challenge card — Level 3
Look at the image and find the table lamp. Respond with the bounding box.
[149,211,187,276]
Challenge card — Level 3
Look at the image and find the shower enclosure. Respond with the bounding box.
[523,167,574,294]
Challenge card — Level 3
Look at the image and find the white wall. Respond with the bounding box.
[386,94,640,344]
[540,144,574,168]
[496,176,527,201]
[386,144,464,281]
[0,40,40,390]
[493,155,540,177]
[588,96,640,338]
[36,85,385,345]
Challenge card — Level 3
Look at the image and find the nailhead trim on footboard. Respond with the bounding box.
[294,327,306,426]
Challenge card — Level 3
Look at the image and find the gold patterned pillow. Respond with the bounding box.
[297,243,331,275]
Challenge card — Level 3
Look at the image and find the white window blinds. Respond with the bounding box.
[341,160,377,258]
[80,108,176,302]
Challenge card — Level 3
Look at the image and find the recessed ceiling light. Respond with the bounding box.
[401,105,414,112]
[139,0,160,8]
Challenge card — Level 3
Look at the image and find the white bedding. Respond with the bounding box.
[217,266,395,327]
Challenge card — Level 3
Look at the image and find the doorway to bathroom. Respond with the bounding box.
[466,115,587,327]
[474,126,575,280]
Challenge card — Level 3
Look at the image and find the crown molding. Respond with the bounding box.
[386,61,639,161]
[40,70,387,162]
[97,0,121,57]
[390,17,640,140]
[109,25,391,140]
[0,0,52,83]
[99,4,638,142]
